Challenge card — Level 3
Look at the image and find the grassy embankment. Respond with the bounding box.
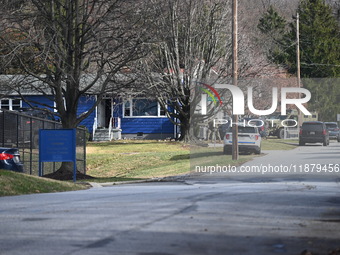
[0,138,297,196]
[0,170,87,196]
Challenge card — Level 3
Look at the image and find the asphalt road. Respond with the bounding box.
[0,141,340,255]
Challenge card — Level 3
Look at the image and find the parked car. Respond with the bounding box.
[218,123,231,140]
[244,118,268,138]
[324,122,340,142]
[0,147,24,172]
[223,125,262,154]
[299,121,329,146]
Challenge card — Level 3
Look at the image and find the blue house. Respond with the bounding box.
[0,76,177,140]
[91,96,176,140]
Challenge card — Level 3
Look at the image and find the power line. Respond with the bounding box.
[301,62,340,67]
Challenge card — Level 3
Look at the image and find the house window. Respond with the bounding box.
[133,99,157,116]
[124,101,131,117]
[0,98,21,110]
[123,98,166,117]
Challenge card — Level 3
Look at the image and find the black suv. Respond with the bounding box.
[299,121,329,146]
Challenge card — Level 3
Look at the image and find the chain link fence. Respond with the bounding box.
[0,109,86,176]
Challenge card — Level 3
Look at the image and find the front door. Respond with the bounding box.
[97,98,112,128]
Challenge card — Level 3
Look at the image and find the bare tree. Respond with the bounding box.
[136,0,279,142]
[133,0,235,142]
[0,0,149,177]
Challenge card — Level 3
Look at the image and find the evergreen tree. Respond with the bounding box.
[276,0,340,78]
[258,5,286,35]
[258,0,340,121]
[257,6,287,65]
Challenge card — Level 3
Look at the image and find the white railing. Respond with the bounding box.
[108,117,113,140]
[113,117,121,129]
[92,117,98,139]
[109,117,121,140]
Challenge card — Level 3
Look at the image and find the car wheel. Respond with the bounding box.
[278,129,284,139]
[323,139,327,146]
[255,148,261,155]
[337,137,340,142]
[299,140,305,146]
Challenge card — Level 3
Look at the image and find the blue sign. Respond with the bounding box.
[39,129,77,182]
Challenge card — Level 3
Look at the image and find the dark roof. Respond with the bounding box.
[0,74,139,96]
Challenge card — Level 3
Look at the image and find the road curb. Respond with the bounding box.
[86,174,191,188]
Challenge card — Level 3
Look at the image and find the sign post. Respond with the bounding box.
[39,129,77,182]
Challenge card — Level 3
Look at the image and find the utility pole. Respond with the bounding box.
[232,0,239,160]
[296,12,301,89]
[296,12,302,127]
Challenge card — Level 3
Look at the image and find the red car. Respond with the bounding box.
[0,147,24,172]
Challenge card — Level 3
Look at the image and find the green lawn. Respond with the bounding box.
[262,138,298,150]
[0,170,87,197]
[86,138,298,181]
[86,140,190,179]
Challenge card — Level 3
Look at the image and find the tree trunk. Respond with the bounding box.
[177,115,198,143]
[43,110,91,180]
[56,111,79,178]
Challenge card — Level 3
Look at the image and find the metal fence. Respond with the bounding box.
[283,127,300,139]
[0,109,86,176]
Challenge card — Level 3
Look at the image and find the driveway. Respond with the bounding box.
[0,142,339,255]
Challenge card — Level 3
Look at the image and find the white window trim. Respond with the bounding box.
[158,102,166,117]
[0,98,22,110]
[53,98,66,112]
[123,98,167,118]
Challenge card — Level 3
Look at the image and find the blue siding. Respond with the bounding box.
[77,95,96,133]
[22,95,55,110]
[121,118,174,134]
[21,95,96,133]
[113,100,122,118]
